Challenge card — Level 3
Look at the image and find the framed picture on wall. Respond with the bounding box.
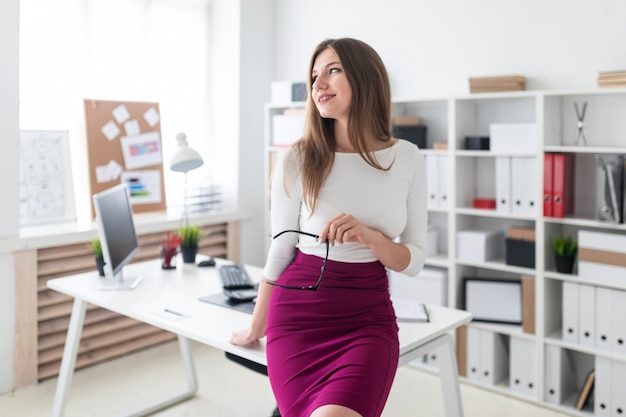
[19,130,76,226]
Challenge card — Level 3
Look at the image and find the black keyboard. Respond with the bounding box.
[218,264,255,290]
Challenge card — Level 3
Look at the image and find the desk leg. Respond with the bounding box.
[113,335,198,417]
[399,333,463,417]
[52,300,198,417]
[436,333,463,417]
[52,298,87,417]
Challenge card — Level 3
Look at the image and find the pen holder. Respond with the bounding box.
[161,246,177,270]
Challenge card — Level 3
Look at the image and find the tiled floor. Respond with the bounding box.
[0,340,571,417]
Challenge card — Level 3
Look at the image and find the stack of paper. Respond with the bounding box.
[598,70,626,88]
[391,297,429,322]
[469,75,526,93]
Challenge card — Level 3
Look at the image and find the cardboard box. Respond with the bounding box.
[578,230,626,283]
[489,123,537,154]
[457,230,504,262]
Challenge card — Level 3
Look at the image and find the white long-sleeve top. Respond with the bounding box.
[263,139,427,280]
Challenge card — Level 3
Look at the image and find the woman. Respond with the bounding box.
[231,38,427,417]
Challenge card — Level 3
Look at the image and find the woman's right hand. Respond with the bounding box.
[230,327,261,347]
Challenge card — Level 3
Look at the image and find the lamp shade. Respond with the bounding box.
[170,132,204,173]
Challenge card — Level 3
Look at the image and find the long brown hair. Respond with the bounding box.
[288,38,393,213]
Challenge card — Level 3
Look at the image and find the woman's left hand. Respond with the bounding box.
[318,213,377,246]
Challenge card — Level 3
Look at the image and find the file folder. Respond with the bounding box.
[510,336,536,397]
[496,157,511,213]
[544,345,575,405]
[552,153,575,218]
[595,356,611,416]
[595,287,613,351]
[562,282,579,344]
[543,154,553,217]
[578,284,596,348]
[595,154,624,223]
[426,155,439,208]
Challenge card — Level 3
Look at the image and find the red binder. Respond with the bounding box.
[552,153,575,218]
[543,154,554,217]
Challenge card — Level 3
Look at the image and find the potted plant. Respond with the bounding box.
[89,238,105,276]
[552,235,577,274]
[161,231,183,269]
[178,225,201,263]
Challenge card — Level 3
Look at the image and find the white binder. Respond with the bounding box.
[612,360,626,417]
[466,326,482,382]
[562,281,579,344]
[510,336,536,397]
[595,356,611,416]
[544,345,575,405]
[495,156,511,213]
[511,157,526,214]
[438,155,449,208]
[611,289,626,355]
[579,284,596,347]
[596,287,613,351]
[425,155,439,208]
[481,329,509,386]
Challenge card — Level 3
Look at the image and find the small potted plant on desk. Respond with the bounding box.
[89,238,105,276]
[178,225,201,263]
[552,235,577,274]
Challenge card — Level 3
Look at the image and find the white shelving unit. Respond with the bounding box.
[264,88,626,416]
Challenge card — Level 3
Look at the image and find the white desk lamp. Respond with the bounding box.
[170,132,204,226]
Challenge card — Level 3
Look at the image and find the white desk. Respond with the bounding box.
[48,258,471,417]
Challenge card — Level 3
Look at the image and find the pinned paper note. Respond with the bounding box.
[112,104,131,124]
[120,131,163,170]
[124,119,141,136]
[121,170,161,204]
[95,159,123,183]
[144,107,160,127]
[101,120,120,141]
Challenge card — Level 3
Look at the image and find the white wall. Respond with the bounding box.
[271,0,626,97]
[236,0,626,267]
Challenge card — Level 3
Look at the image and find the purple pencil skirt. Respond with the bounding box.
[266,250,399,417]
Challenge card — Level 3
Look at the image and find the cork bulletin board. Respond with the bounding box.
[84,99,166,216]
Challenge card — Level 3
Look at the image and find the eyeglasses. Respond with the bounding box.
[265,230,329,291]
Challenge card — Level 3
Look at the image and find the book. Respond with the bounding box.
[575,369,595,410]
[392,297,430,322]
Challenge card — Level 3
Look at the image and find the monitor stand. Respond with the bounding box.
[98,271,142,290]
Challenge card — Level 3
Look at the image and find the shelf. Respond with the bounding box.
[543,215,626,231]
[264,88,626,416]
[456,258,535,276]
[455,150,537,158]
[544,145,626,154]
[456,207,536,221]
[425,254,450,268]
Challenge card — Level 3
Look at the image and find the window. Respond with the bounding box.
[20,0,215,220]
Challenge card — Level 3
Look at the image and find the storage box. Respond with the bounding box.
[270,81,307,103]
[463,277,522,324]
[465,136,490,150]
[457,230,504,262]
[388,266,448,307]
[505,226,536,268]
[395,125,427,148]
[489,123,537,154]
[578,230,626,283]
[271,113,305,146]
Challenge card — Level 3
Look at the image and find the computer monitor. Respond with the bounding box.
[93,183,142,290]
